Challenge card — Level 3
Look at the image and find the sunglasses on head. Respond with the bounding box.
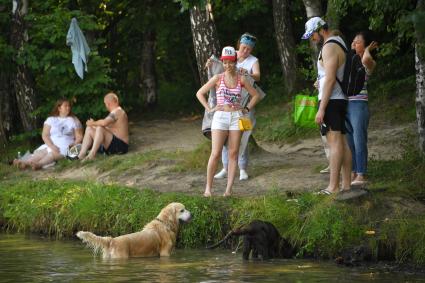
[241,34,257,42]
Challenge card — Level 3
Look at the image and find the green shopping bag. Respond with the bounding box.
[293,94,318,128]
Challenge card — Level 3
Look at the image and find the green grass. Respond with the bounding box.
[172,141,210,173]
[254,87,320,144]
[368,132,425,200]
[1,178,425,264]
[94,150,178,175]
[255,100,318,144]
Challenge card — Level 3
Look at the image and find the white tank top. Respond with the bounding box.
[317,36,346,101]
[237,54,258,74]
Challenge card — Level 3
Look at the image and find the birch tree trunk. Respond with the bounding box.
[11,0,37,131]
[302,0,323,71]
[303,0,323,18]
[415,0,425,154]
[189,2,220,85]
[140,29,157,107]
[272,0,298,95]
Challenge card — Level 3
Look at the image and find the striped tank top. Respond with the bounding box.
[216,74,242,107]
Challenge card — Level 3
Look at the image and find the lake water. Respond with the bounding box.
[0,233,423,282]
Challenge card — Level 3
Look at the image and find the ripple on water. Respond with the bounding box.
[0,234,423,282]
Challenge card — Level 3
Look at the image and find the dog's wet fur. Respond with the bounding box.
[76,202,191,259]
[207,220,296,260]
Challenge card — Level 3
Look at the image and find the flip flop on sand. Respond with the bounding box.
[314,189,333,195]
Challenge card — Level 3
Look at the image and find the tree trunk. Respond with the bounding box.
[325,0,342,30]
[11,0,37,131]
[0,71,12,147]
[302,0,323,71]
[272,0,298,95]
[189,2,220,85]
[303,0,323,18]
[415,0,425,154]
[140,29,157,107]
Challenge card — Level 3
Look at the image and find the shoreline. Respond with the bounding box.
[1,179,425,267]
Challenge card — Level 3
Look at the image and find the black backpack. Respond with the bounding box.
[320,39,366,97]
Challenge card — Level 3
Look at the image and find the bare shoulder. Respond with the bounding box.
[323,42,345,66]
[117,108,128,119]
[322,42,342,57]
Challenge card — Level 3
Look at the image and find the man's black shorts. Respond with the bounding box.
[99,135,128,155]
[319,99,348,136]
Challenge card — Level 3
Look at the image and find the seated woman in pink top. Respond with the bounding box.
[196,46,260,197]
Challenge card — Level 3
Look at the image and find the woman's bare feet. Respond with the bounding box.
[203,190,212,197]
[81,154,95,163]
[223,191,232,197]
[351,174,367,186]
[31,163,42,171]
[13,159,29,170]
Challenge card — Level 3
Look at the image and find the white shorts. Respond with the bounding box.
[211,111,242,131]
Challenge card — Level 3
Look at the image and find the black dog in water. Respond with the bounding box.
[207,220,295,260]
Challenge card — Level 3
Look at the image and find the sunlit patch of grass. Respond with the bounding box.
[255,100,318,144]
[94,150,179,175]
[53,150,181,176]
[172,141,210,172]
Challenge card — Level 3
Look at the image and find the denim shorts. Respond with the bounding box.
[211,111,242,131]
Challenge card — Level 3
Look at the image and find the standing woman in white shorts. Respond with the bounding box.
[196,46,260,197]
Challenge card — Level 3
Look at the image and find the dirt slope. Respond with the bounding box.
[36,118,414,196]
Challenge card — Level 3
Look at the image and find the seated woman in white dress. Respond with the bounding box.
[14,98,83,170]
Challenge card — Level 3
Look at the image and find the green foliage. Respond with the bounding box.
[23,4,112,121]
[2,0,419,131]
[337,0,417,57]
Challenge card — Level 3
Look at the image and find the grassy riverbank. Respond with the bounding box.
[1,165,424,265]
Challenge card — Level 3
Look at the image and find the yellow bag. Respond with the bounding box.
[239,117,253,131]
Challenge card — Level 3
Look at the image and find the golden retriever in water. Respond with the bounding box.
[76,202,192,259]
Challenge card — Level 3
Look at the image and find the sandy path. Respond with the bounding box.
[37,118,414,196]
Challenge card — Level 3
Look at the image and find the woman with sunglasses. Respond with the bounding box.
[197,46,260,197]
[214,33,261,181]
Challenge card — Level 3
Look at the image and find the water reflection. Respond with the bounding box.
[0,233,423,282]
